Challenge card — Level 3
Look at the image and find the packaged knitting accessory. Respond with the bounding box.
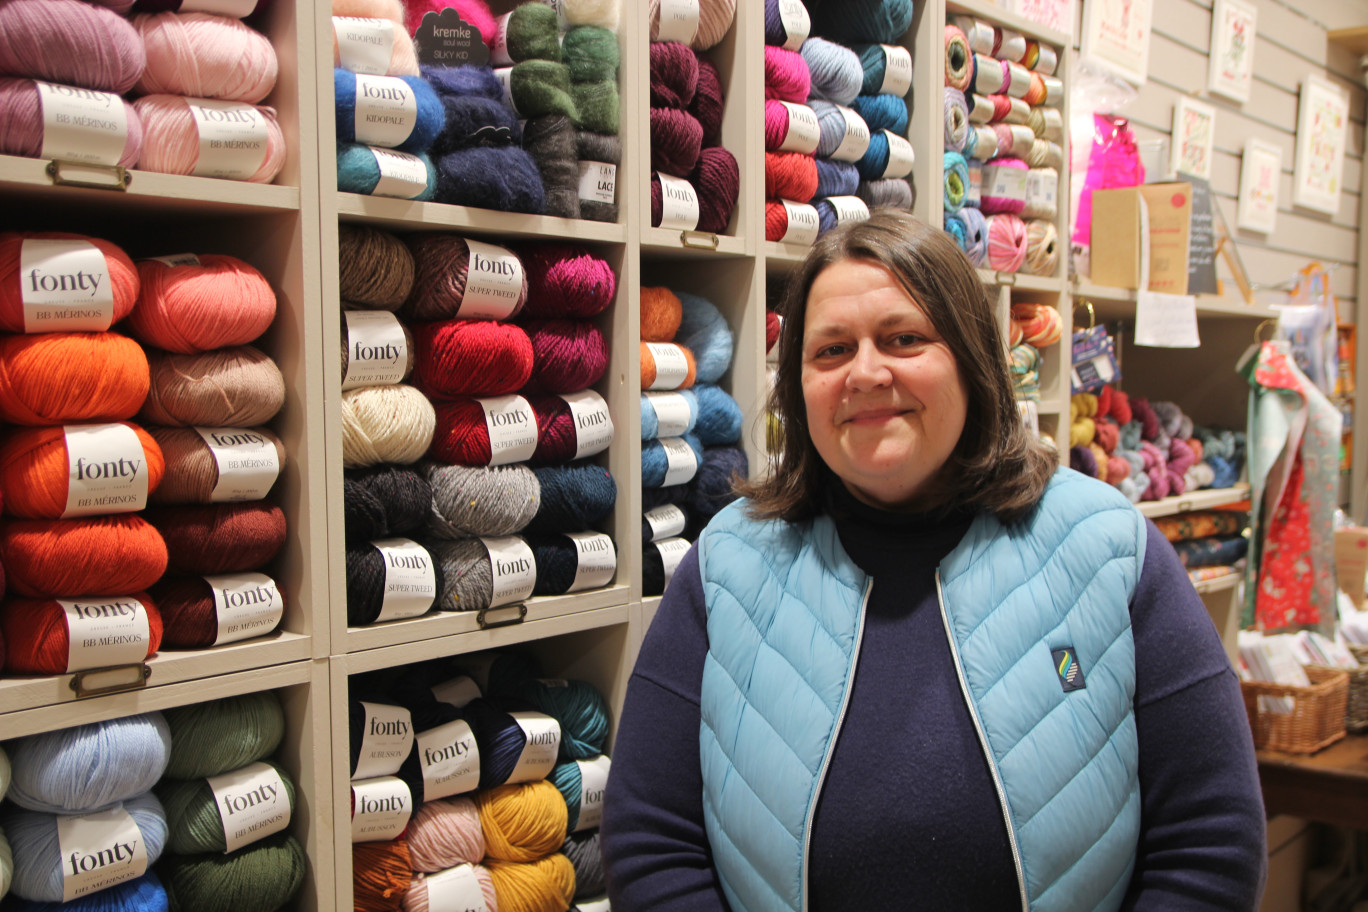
[1071,323,1120,394]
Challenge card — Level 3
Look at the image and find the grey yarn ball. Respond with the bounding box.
[432,537,498,611]
[425,462,541,539]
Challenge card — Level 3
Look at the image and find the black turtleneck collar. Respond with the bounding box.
[822,478,976,579]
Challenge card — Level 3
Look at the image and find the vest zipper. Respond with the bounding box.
[934,569,1029,912]
[800,577,872,912]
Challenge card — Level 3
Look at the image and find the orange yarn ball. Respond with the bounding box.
[0,514,168,597]
[475,780,569,863]
[640,341,696,390]
[1,592,162,674]
[639,286,682,342]
[127,254,277,353]
[0,332,150,426]
[0,423,165,519]
[0,232,140,333]
[354,838,413,912]
[487,854,576,912]
[764,151,819,203]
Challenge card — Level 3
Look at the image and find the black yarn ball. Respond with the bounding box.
[576,130,621,223]
[345,539,445,626]
[524,114,580,218]
[641,503,691,544]
[687,445,747,519]
[397,698,470,804]
[527,462,617,534]
[347,692,412,778]
[526,533,617,595]
[434,146,547,213]
[344,465,433,544]
[464,697,537,788]
[641,483,688,511]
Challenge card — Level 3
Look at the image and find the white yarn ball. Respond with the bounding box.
[561,0,621,30]
[341,384,437,468]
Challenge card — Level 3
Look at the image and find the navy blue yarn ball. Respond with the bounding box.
[814,157,859,198]
[434,146,546,213]
[527,462,617,534]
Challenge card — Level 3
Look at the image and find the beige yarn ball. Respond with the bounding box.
[341,384,436,467]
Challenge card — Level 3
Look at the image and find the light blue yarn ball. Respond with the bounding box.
[944,213,969,252]
[640,389,699,440]
[6,871,168,912]
[801,37,863,105]
[812,0,914,45]
[4,793,167,904]
[334,69,445,153]
[851,93,907,134]
[642,433,704,487]
[7,713,170,815]
[814,198,840,236]
[692,384,743,446]
[336,142,437,200]
[810,100,867,160]
[943,151,969,215]
[674,292,733,383]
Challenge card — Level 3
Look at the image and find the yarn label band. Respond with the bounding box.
[493,67,518,114]
[655,0,700,44]
[482,535,536,607]
[577,161,617,205]
[777,0,810,50]
[479,395,538,465]
[187,99,270,181]
[62,423,149,517]
[431,674,481,708]
[561,389,614,459]
[370,147,431,199]
[179,0,256,14]
[373,538,438,623]
[656,174,700,231]
[56,805,148,901]
[1026,169,1057,212]
[334,17,395,76]
[660,436,699,486]
[343,310,410,389]
[831,106,871,162]
[880,131,916,180]
[655,537,691,587]
[574,755,612,831]
[425,863,489,912]
[828,195,870,225]
[644,504,687,541]
[577,900,611,912]
[35,82,128,168]
[984,164,1028,203]
[350,776,413,842]
[491,12,515,67]
[208,572,284,646]
[146,253,201,267]
[777,103,820,155]
[645,391,693,437]
[780,200,820,246]
[568,531,616,592]
[879,45,913,97]
[207,761,290,852]
[967,164,982,206]
[59,597,149,673]
[354,700,415,779]
[460,240,525,319]
[645,342,690,390]
[506,710,562,783]
[19,238,115,332]
[416,718,480,800]
[353,74,418,148]
[194,426,282,502]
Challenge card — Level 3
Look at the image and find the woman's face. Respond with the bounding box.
[801,259,968,511]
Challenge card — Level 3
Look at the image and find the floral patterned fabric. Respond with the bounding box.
[1153,511,1243,543]
[1171,535,1248,569]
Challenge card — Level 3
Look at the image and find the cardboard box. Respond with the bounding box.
[1334,526,1368,608]
[1090,183,1192,294]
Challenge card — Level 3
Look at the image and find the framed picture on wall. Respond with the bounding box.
[1171,96,1216,181]
[1080,0,1153,85]
[1207,0,1256,104]
[1293,73,1349,215]
[1237,138,1282,234]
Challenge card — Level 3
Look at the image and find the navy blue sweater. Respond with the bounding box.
[602,493,1267,910]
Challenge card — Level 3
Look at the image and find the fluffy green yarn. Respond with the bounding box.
[162,691,286,780]
[157,759,298,854]
[511,60,579,120]
[563,26,620,83]
[507,2,561,62]
[572,81,619,134]
[161,832,306,912]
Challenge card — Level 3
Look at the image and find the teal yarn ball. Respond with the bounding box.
[563,26,620,83]
[516,679,609,761]
[675,292,733,383]
[642,433,704,488]
[507,2,561,62]
[4,792,167,903]
[156,759,297,855]
[801,37,863,105]
[336,143,437,200]
[851,93,907,133]
[549,760,583,831]
[511,60,579,120]
[812,0,913,44]
[334,69,445,153]
[162,691,285,780]
[692,383,742,446]
[640,389,699,440]
[7,712,171,814]
[159,832,306,912]
[853,44,887,95]
[5,871,167,912]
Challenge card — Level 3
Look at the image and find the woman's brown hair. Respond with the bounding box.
[739,209,1057,523]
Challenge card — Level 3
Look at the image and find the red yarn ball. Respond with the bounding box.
[144,501,286,575]
[765,200,789,242]
[127,254,277,354]
[0,514,168,597]
[521,319,609,394]
[428,398,503,466]
[525,394,577,465]
[403,234,529,323]
[692,147,739,233]
[765,151,818,202]
[2,592,162,674]
[0,232,140,334]
[150,573,283,648]
[518,245,616,320]
[413,319,534,400]
[765,310,781,353]
[650,107,703,177]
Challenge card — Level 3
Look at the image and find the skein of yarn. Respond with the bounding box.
[4,871,169,912]
[133,95,287,183]
[430,537,525,612]
[346,538,443,624]
[0,332,149,426]
[522,319,611,394]
[140,346,286,428]
[135,11,279,103]
[6,713,170,814]
[145,500,287,575]
[0,78,143,169]
[424,463,537,541]
[650,107,703,176]
[691,56,723,146]
[150,571,283,647]
[0,0,147,94]
[434,145,547,213]
[404,865,499,912]
[486,854,576,912]
[523,114,581,219]
[526,394,614,465]
[986,213,1028,273]
[640,341,697,390]
[476,780,568,862]
[1023,218,1059,276]
[526,532,617,595]
[559,0,621,29]
[691,146,740,233]
[674,292,733,384]
[332,11,419,76]
[640,286,681,341]
[764,46,810,103]
[562,829,605,899]
[160,831,306,912]
[510,60,578,120]
[157,758,295,853]
[526,463,616,534]
[354,838,413,912]
[344,464,432,544]
[148,425,285,505]
[0,516,167,598]
[0,233,139,334]
[340,224,415,310]
[642,433,703,488]
[1,594,163,673]
[564,26,620,83]
[648,0,735,50]
[692,384,742,445]
[129,254,276,353]
[406,797,485,873]
[520,245,616,320]
[640,389,699,439]
[0,424,165,519]
[341,384,437,468]
[161,689,284,779]
[337,143,438,200]
[576,131,621,222]
[403,234,528,322]
[413,320,533,400]
[810,0,912,43]
[765,151,818,202]
[516,678,609,760]
[335,69,445,152]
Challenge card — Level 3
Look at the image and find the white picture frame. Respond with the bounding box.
[1080,0,1153,86]
[1171,96,1217,182]
[1207,0,1257,104]
[1237,138,1282,234]
[1293,73,1349,215]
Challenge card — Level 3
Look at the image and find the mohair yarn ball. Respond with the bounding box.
[412,320,534,399]
[2,595,161,673]
[425,462,540,539]
[335,69,445,153]
[134,95,286,183]
[563,26,619,83]
[649,41,697,108]
[0,0,146,94]
[6,712,170,815]
[576,131,621,223]
[0,332,148,426]
[506,2,561,62]
[340,224,415,310]
[157,758,295,853]
[146,501,286,575]
[511,60,578,120]
[515,678,609,760]
[426,89,521,157]
[161,689,284,779]
[337,144,438,200]
[0,423,165,519]
[640,286,682,342]
[0,78,142,169]
[129,254,276,354]
[0,516,167,598]
[139,345,286,428]
[674,292,733,383]
[524,114,581,218]
[403,234,529,322]
[522,319,610,394]
[559,0,620,30]
[0,232,139,334]
[159,831,306,912]
[343,464,432,544]
[486,854,576,912]
[526,463,615,534]
[341,384,438,468]
[648,0,735,50]
[519,245,616,320]
[134,11,278,103]
[570,80,618,135]
[476,780,568,862]
[434,145,547,213]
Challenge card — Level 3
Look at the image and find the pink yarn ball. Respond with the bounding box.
[522,318,610,395]
[0,77,143,168]
[406,797,486,873]
[133,94,285,183]
[764,45,810,103]
[131,0,269,13]
[134,11,279,104]
[519,244,617,320]
[763,99,790,150]
[986,213,1027,273]
[403,866,498,912]
[332,0,405,23]
[128,253,278,353]
[980,156,1027,215]
[83,0,136,13]
[0,0,147,94]
[405,0,496,46]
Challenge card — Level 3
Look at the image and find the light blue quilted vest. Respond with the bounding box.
[697,469,1146,912]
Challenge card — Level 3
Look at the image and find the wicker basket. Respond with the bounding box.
[1347,644,1368,733]
[1241,666,1350,754]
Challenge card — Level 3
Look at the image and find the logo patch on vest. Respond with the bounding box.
[1052,647,1085,691]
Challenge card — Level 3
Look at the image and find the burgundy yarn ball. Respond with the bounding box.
[518,244,616,320]
[650,107,703,177]
[150,573,283,648]
[413,319,535,400]
[0,78,143,168]
[691,56,724,147]
[403,234,529,323]
[0,0,147,94]
[648,41,697,108]
[144,501,287,575]
[525,394,577,465]
[521,319,609,394]
[428,397,512,466]
[692,147,739,233]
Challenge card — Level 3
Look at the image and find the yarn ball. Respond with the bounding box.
[802,37,862,105]
[559,0,620,29]
[674,292,733,383]
[640,341,697,390]
[3,792,166,904]
[691,56,723,146]
[0,78,143,169]
[765,151,818,203]
[0,516,167,597]
[0,233,139,334]
[985,213,1028,273]
[332,9,419,76]
[692,384,742,445]
[337,143,438,200]
[951,206,988,266]
[525,394,612,465]
[852,93,908,134]
[415,321,531,402]
[811,0,913,44]
[510,60,578,120]
[340,224,415,310]
[434,145,547,213]
[3,871,167,912]
[0,825,8,903]
[0,0,146,94]
[429,396,540,467]
[548,761,585,831]
[0,332,148,426]
[0,423,164,519]
[519,245,615,320]
[576,130,621,222]
[642,433,704,488]
[506,3,561,63]
[486,854,576,912]
[856,177,914,210]
[687,445,747,520]
[691,146,739,233]
[420,67,517,147]
[981,156,1028,214]
[161,689,284,779]
[128,254,276,353]
[522,319,610,394]
[763,45,810,103]
[650,106,702,177]
[406,797,485,872]
[346,539,442,624]
[1023,218,1059,277]
[570,80,618,135]
[1,593,161,673]
[640,286,682,342]
[353,838,412,912]
[810,99,865,160]
[853,42,905,96]
[523,114,581,218]
[6,713,170,814]
[429,537,521,612]
[133,0,268,10]
[943,150,968,214]
[640,389,699,439]
[335,69,445,153]
[133,95,286,183]
[515,678,608,760]
[156,758,295,853]
[341,384,437,468]
[763,0,807,47]
[526,463,616,534]
[344,464,432,544]
[135,12,278,103]
[142,500,284,575]
[148,573,281,648]
[562,829,604,899]
[526,532,617,595]
[341,315,416,384]
[426,462,539,539]
[159,831,306,912]
[140,345,285,428]
[563,27,619,83]
[648,0,735,50]
[476,780,568,862]
[403,234,529,322]
[815,158,859,197]
[405,0,497,44]
[855,130,913,182]
[404,866,499,912]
